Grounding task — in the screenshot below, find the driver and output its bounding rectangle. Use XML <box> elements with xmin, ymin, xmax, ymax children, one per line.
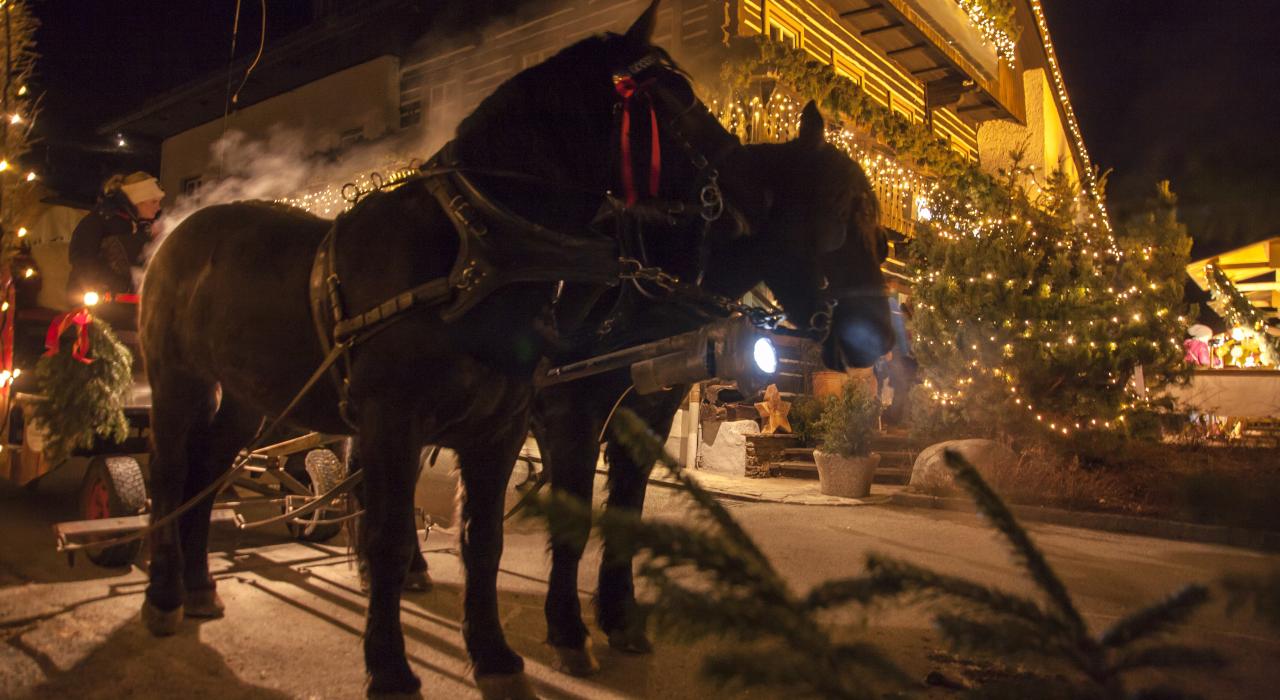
<box><xmin>66</xmin><ymin>171</ymin><xmax>164</xmax><ymax>330</ymax></box>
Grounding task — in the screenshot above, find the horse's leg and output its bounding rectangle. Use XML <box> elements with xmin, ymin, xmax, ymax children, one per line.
<box><xmin>181</xmin><ymin>396</ymin><xmax>263</xmax><ymax>618</ymax></box>
<box><xmin>532</xmin><ymin>384</ymin><xmax>605</xmax><ymax>676</ymax></box>
<box><xmin>456</xmin><ymin>415</ymin><xmax>537</xmax><ymax>699</ymax></box>
<box><xmin>357</xmin><ymin>404</ymin><xmax>422</xmax><ymax>696</ymax></box>
<box><xmin>142</xmin><ymin>369</ymin><xmax>217</xmax><ymax>636</ymax></box>
<box><xmin>350</xmin><ymin>441</ymin><xmax>431</xmax><ymax>593</ymax></box>
<box><xmin>598</xmin><ymin>387</ymin><xmax>687</xmax><ymax>653</ymax></box>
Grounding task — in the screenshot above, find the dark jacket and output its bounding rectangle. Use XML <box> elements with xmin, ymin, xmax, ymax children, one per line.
<box><xmin>66</xmin><ymin>192</ymin><xmax>151</xmax><ymax>299</ymax></box>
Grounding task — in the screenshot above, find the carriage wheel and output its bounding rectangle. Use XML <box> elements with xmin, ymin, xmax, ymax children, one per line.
<box><xmin>79</xmin><ymin>456</ymin><xmax>147</xmax><ymax>568</ymax></box>
<box><xmin>283</xmin><ymin>448</ymin><xmax>347</xmax><ymax>543</ymax></box>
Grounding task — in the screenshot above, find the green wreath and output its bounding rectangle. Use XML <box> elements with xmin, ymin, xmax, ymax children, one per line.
<box><xmin>31</xmin><ymin>315</ymin><xmax>133</xmax><ymax>465</ymax></box>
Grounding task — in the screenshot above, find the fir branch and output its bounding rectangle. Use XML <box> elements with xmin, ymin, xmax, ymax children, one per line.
<box><xmin>1109</xmin><ymin>645</ymin><xmax>1225</xmax><ymax>673</ymax></box>
<box><xmin>1098</xmin><ymin>585</ymin><xmax>1210</xmax><ymax>648</ymax></box>
<box><xmin>1221</xmin><ymin>570</ymin><xmax>1280</xmax><ymax>632</ymax></box>
<box><xmin>611</xmin><ymin>409</ymin><xmax>787</xmax><ymax>594</ymax></box>
<box><xmin>943</xmin><ymin>450</ymin><xmax>1087</xmax><ymax>636</ymax></box>
<box><xmin>644</xmin><ymin>581</ymin><xmax>810</xmax><ymax>645</ymax></box>
<box><xmin>860</xmin><ymin>555</ymin><xmax>1067</xmax><ymax>634</ymax></box>
<box><xmin>524</xmin><ymin>487</ymin><xmax>778</xmax><ymax>593</ymax></box>
<box><xmin>932</xmin><ymin>613</ymin><xmax>1068</xmax><ymax>661</ymax></box>
<box><xmin>803</xmin><ymin>574</ymin><xmax>904</xmax><ymax>610</ymax></box>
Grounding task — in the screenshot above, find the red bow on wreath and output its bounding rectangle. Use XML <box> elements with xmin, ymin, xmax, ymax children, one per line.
<box><xmin>44</xmin><ymin>309</ymin><xmax>94</xmax><ymax>364</ymax></box>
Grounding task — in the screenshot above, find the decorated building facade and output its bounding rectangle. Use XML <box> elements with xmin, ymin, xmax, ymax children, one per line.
<box><xmin>99</xmin><ymin>0</ymin><xmax>1109</xmax><ymax>463</ymax></box>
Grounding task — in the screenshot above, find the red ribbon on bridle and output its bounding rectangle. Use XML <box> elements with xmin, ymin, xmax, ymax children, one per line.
<box><xmin>44</xmin><ymin>309</ymin><xmax>94</xmax><ymax>364</ymax></box>
<box><xmin>613</xmin><ymin>75</ymin><xmax>662</xmax><ymax>207</ymax></box>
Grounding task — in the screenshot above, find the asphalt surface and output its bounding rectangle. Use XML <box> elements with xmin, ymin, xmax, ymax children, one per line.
<box><xmin>2</xmin><ymin>457</ymin><xmax>1279</xmax><ymax>699</ymax></box>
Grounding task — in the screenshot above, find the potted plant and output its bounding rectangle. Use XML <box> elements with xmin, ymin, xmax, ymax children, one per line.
<box><xmin>812</xmin><ymin>380</ymin><xmax>881</xmax><ymax>497</ymax></box>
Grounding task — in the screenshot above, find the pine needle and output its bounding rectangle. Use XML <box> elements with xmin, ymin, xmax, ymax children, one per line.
<box><xmin>1099</xmin><ymin>585</ymin><xmax>1210</xmax><ymax>648</ymax></box>
<box><xmin>943</xmin><ymin>449</ymin><xmax>1087</xmax><ymax>636</ymax></box>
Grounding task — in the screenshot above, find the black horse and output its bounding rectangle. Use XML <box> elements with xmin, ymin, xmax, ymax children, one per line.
<box><xmin>138</xmin><ymin>3</ymin><xmax>886</xmax><ymax>698</ymax></box>
<box><xmin>529</xmin><ymin>107</ymin><xmax>892</xmax><ymax>674</ymax></box>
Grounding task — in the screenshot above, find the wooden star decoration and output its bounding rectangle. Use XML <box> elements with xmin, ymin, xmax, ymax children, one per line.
<box><xmin>754</xmin><ymin>383</ymin><xmax>792</xmax><ymax>435</ymax></box>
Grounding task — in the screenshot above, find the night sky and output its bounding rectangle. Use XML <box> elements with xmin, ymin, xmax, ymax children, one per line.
<box><xmin>29</xmin><ymin>1</ymin><xmax>1280</xmax><ymax>256</ymax></box>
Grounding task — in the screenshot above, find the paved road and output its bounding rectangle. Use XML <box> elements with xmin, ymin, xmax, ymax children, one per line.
<box><xmin>2</xmin><ymin>459</ymin><xmax>1278</xmax><ymax>699</ymax></box>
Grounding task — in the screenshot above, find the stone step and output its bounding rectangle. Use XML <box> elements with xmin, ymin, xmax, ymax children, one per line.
<box><xmin>782</xmin><ymin>447</ymin><xmax>816</xmax><ymax>460</ymax></box>
<box><xmin>774</xmin><ymin>460</ymin><xmax>818</xmax><ymax>476</ymax></box>
<box><xmin>870</xmin><ymin>433</ymin><xmax>913</xmax><ymax>450</ymax></box>
<box><xmin>773</xmin><ymin>460</ymin><xmax>912</xmax><ymax>484</ymax></box>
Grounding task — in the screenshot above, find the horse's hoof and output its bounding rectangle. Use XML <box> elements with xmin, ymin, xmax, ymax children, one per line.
<box><xmin>141</xmin><ymin>600</ymin><xmax>183</xmax><ymax>637</ymax></box>
<box><xmin>551</xmin><ymin>639</ymin><xmax>600</xmax><ymax>677</ymax></box>
<box><xmin>607</xmin><ymin>627</ymin><xmax>653</xmax><ymax>655</ymax></box>
<box><xmin>403</xmin><ymin>569</ymin><xmax>433</xmax><ymax>592</ymax></box>
<box><xmin>367</xmin><ymin>669</ymin><xmax>422</xmax><ymax>699</ymax></box>
<box><xmin>475</xmin><ymin>672</ymin><xmax>538</xmax><ymax>700</ymax></box>
<box><xmin>184</xmin><ymin>589</ymin><xmax>225</xmax><ymax>618</ymax></box>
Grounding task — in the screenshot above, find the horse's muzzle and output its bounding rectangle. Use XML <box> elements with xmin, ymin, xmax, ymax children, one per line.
<box><xmin>824</xmin><ymin>310</ymin><xmax>894</xmax><ymax>370</ymax></box>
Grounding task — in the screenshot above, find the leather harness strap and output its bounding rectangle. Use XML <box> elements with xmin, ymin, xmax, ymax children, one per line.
<box><xmin>308</xmin><ymin>143</ymin><xmax>628</xmax><ymax>425</ymax></box>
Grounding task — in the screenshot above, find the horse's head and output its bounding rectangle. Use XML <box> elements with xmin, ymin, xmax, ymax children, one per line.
<box><xmin>715</xmin><ymin>102</ymin><xmax>894</xmax><ymax>370</ymax></box>
<box><xmin>453</xmin><ymin>1</ymin><xmax>739</xmax><ymax>238</ymax></box>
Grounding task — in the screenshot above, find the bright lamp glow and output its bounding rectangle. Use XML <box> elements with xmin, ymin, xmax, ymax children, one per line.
<box><xmin>83</xmin><ymin>291</ymin><xmax>100</xmax><ymax>306</ymax></box>
<box><xmin>753</xmin><ymin>337</ymin><xmax>778</xmax><ymax>374</ymax></box>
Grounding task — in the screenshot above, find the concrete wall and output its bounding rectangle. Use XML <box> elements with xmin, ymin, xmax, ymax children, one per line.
<box><xmin>157</xmin><ymin>56</ymin><xmax>400</xmax><ymax>202</ymax></box>
<box><xmin>976</xmin><ymin>67</ymin><xmax>1079</xmax><ymax>188</ymax></box>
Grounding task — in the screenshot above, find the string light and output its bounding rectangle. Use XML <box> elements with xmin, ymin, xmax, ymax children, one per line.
<box><xmin>1028</xmin><ymin>0</ymin><xmax>1110</xmax><ymax>232</ymax></box>
<box><xmin>955</xmin><ymin>0</ymin><xmax>1018</xmax><ymax>64</ymax></box>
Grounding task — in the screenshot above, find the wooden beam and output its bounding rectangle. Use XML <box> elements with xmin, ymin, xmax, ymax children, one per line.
<box><xmin>911</xmin><ymin>65</ymin><xmax>947</xmax><ymax>76</ymax></box>
<box><xmin>887</xmin><ymin>42</ymin><xmax>927</xmax><ymax>57</ymax></box>
<box><xmin>861</xmin><ymin>21</ymin><xmax>903</xmax><ymax>37</ymax></box>
<box><xmin>840</xmin><ymin>5</ymin><xmax>885</xmax><ymax>19</ymax></box>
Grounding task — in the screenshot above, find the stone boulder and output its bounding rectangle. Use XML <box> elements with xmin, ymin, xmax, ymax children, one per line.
<box><xmin>698</xmin><ymin>420</ymin><xmax>760</xmax><ymax>475</ymax></box>
<box><xmin>909</xmin><ymin>439</ymin><xmax>1017</xmax><ymax>491</ymax></box>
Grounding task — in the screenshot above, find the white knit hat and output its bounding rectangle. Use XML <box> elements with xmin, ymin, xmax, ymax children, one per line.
<box><xmin>121</xmin><ymin>177</ymin><xmax>164</xmax><ymax>205</ymax></box>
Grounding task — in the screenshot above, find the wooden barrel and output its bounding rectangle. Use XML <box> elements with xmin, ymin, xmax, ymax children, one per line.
<box><xmin>811</xmin><ymin>370</ymin><xmax>847</xmax><ymax>399</ymax></box>
<box><xmin>811</xmin><ymin>368</ymin><xmax>878</xmax><ymax>400</ymax></box>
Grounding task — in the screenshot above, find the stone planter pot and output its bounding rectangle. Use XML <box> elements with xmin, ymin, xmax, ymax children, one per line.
<box><xmin>813</xmin><ymin>450</ymin><xmax>880</xmax><ymax>498</ymax></box>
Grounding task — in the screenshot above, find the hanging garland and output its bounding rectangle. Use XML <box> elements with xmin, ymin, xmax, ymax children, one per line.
<box><xmin>30</xmin><ymin>313</ymin><xmax>133</xmax><ymax>465</ymax></box>
<box><xmin>721</xmin><ymin>36</ymin><xmax>999</xmax><ymax>201</ymax></box>
<box><xmin>1205</xmin><ymin>263</ymin><xmax>1280</xmax><ymax>366</ymax></box>
<box><xmin>955</xmin><ymin>0</ymin><xmax>1019</xmax><ymax>64</ymax></box>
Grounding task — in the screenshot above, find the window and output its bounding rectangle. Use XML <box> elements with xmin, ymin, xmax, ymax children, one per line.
<box><xmin>399</xmin><ymin>99</ymin><xmax>422</xmax><ymax>128</ymax></box>
<box><xmin>767</xmin><ymin>21</ymin><xmax>799</xmax><ymax>49</ymax></box>
<box><xmin>181</xmin><ymin>175</ymin><xmax>203</xmax><ymax>196</ymax></box>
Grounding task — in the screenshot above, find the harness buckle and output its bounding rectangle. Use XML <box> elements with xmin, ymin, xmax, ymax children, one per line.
<box><xmin>699</xmin><ymin>171</ymin><xmax>724</xmax><ymax>223</ymax></box>
<box><xmin>449</xmin><ymin>194</ymin><xmax>488</xmax><ymax>237</ymax></box>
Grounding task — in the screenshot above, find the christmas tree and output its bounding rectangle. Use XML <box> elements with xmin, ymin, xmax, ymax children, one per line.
<box><xmin>909</xmin><ymin>167</ymin><xmax>1193</xmax><ymax>439</ymax></box>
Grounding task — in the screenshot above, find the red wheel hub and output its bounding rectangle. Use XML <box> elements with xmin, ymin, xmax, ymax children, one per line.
<box><xmin>86</xmin><ymin>478</ymin><xmax>111</xmax><ymax>520</ymax></box>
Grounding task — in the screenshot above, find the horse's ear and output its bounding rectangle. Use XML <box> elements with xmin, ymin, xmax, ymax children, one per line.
<box><xmin>624</xmin><ymin>0</ymin><xmax>660</xmax><ymax>45</ymax></box>
<box><xmin>798</xmin><ymin>100</ymin><xmax>825</xmax><ymax>148</ymax></box>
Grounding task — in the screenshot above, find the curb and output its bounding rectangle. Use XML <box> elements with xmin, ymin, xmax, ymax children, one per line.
<box><xmin>888</xmin><ymin>492</ymin><xmax>1280</xmax><ymax>553</ymax></box>
<box><xmin>627</xmin><ymin>469</ymin><xmax>890</xmax><ymax>507</ymax></box>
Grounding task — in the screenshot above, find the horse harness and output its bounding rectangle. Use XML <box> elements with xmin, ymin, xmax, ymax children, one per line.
<box><xmin>308</xmin><ymin>50</ymin><xmax>740</xmax><ymax>427</ymax></box>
